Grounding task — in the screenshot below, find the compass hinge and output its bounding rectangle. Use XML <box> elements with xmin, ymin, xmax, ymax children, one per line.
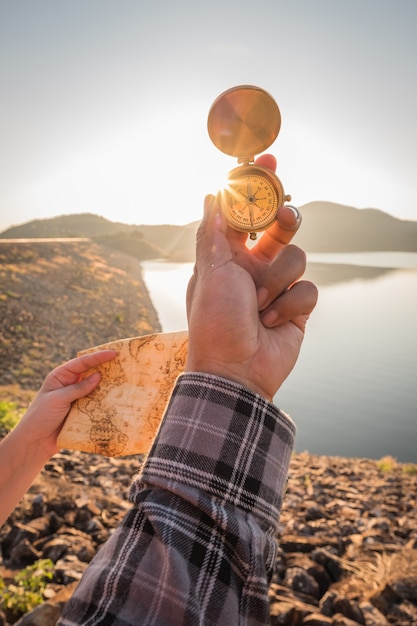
<box><xmin>238</xmin><ymin>156</ymin><xmax>255</xmax><ymax>165</ymax></box>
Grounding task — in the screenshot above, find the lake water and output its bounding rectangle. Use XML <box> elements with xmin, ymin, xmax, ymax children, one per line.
<box><xmin>142</xmin><ymin>253</ymin><xmax>417</xmax><ymax>463</ymax></box>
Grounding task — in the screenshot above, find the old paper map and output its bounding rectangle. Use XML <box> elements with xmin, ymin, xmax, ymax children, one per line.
<box><xmin>57</xmin><ymin>330</ymin><xmax>188</xmax><ymax>457</ymax></box>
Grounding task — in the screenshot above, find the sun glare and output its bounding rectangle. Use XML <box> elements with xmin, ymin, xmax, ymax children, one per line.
<box><xmin>17</xmin><ymin>107</ymin><xmax>235</xmax><ymax>226</ymax></box>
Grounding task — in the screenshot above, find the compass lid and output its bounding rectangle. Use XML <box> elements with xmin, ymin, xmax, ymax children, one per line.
<box><xmin>207</xmin><ymin>85</ymin><xmax>281</xmax><ymax>159</ymax></box>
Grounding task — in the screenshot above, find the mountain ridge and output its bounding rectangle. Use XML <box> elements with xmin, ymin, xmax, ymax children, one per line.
<box><xmin>1</xmin><ymin>201</ymin><xmax>416</xmax><ymax>260</ymax></box>
<box><xmin>293</xmin><ymin>201</ymin><xmax>417</xmax><ymax>253</ymax></box>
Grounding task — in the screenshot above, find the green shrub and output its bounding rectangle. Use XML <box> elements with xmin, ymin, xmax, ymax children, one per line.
<box><xmin>377</xmin><ymin>456</ymin><xmax>417</xmax><ymax>474</ymax></box>
<box><xmin>0</xmin><ymin>559</ymin><xmax>54</xmax><ymax>620</ymax></box>
<box><xmin>0</xmin><ymin>400</ymin><xmax>24</xmax><ymax>432</ymax></box>
<box><xmin>376</xmin><ymin>455</ymin><xmax>397</xmax><ymax>472</ymax></box>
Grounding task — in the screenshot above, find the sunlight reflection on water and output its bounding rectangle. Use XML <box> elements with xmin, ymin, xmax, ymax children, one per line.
<box><xmin>141</xmin><ymin>260</ymin><xmax>191</xmax><ymax>332</ymax></box>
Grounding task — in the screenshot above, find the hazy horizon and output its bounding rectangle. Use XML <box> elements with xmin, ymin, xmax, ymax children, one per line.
<box><xmin>3</xmin><ymin>199</ymin><xmax>417</xmax><ymax>236</ymax></box>
<box><xmin>1</xmin><ymin>0</ymin><xmax>416</xmax><ymax>232</ymax></box>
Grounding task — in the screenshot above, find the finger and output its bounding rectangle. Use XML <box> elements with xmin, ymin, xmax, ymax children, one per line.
<box><xmin>261</xmin><ymin>280</ymin><xmax>319</xmax><ymax>329</ymax></box>
<box><xmin>45</xmin><ymin>350</ymin><xmax>117</xmax><ymax>389</ymax></box>
<box><xmin>195</xmin><ymin>194</ymin><xmax>230</xmax><ymax>275</ymax></box>
<box><xmin>223</xmin><ymin>205</ymin><xmax>301</xmax><ymax>260</ymax></box>
<box><xmin>59</xmin><ymin>370</ymin><xmax>102</xmax><ymax>403</ymax></box>
<box><xmin>252</xmin><ymin>205</ymin><xmax>302</xmax><ymax>262</ymax></box>
<box><xmin>257</xmin><ymin>245</ymin><xmax>307</xmax><ymax>310</ymax></box>
<box><xmin>67</xmin><ymin>350</ymin><xmax>118</xmax><ymax>374</ymax></box>
<box><xmin>55</xmin><ymin>350</ymin><xmax>117</xmax><ymax>377</ymax></box>
<box><xmin>254</xmin><ymin>153</ymin><xmax>277</xmax><ymax>172</ymax></box>
<box><xmin>249</xmin><ymin>153</ymin><xmax>301</xmax><ymax>260</ymax></box>
<box><xmin>187</xmin><ymin>194</ymin><xmax>230</xmax><ymax>315</ymax></box>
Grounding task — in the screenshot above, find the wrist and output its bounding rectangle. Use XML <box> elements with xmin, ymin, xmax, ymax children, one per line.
<box><xmin>11</xmin><ymin>420</ymin><xmax>56</xmax><ymax>467</ymax></box>
<box><xmin>184</xmin><ymin>359</ymin><xmax>274</xmax><ymax>402</ymax></box>
<box><xmin>0</xmin><ymin>426</ymin><xmax>54</xmax><ymax>526</ymax></box>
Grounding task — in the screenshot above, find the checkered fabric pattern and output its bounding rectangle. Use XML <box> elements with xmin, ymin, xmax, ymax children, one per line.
<box><xmin>58</xmin><ymin>372</ymin><xmax>295</xmax><ymax>626</ymax></box>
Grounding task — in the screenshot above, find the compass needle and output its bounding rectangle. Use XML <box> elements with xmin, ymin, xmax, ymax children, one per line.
<box><xmin>247</xmin><ymin>179</ymin><xmax>253</xmax><ymax>198</ymax></box>
<box><xmin>249</xmin><ymin>205</ymin><xmax>255</xmax><ymax>227</ymax></box>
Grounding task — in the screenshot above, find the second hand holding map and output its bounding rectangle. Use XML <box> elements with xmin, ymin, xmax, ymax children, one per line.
<box><xmin>58</xmin><ymin>331</ymin><xmax>189</xmax><ymax>457</ymax></box>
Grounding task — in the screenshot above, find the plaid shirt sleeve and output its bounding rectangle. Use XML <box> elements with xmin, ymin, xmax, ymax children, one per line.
<box><xmin>58</xmin><ymin>372</ymin><xmax>295</xmax><ymax>626</ymax></box>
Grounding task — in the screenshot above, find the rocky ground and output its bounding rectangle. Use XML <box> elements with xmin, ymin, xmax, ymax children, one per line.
<box><xmin>0</xmin><ymin>450</ymin><xmax>416</xmax><ymax>625</ymax></box>
<box><xmin>271</xmin><ymin>452</ymin><xmax>417</xmax><ymax>626</ymax></box>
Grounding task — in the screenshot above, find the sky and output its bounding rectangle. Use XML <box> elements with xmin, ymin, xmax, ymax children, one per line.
<box><xmin>1</xmin><ymin>0</ymin><xmax>416</xmax><ymax>232</ymax></box>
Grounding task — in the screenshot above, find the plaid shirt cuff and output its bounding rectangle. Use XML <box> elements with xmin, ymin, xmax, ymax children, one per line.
<box><xmin>131</xmin><ymin>372</ymin><xmax>295</xmax><ymax>530</ymax></box>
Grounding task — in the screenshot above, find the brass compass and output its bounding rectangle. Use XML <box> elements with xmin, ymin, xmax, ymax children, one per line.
<box><xmin>207</xmin><ymin>85</ymin><xmax>291</xmax><ymax>239</ymax></box>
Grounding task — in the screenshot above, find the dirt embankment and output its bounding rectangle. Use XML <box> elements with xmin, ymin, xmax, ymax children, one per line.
<box><xmin>0</xmin><ymin>239</ymin><xmax>161</xmax><ymax>404</ymax></box>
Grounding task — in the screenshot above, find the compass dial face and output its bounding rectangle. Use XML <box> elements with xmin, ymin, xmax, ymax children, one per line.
<box><xmin>222</xmin><ymin>166</ymin><xmax>284</xmax><ymax>233</ymax></box>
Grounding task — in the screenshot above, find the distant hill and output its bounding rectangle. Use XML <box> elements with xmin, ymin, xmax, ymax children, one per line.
<box><xmin>0</xmin><ymin>213</ymin><xmax>133</xmax><ymax>238</ymax></box>
<box><xmin>1</xmin><ymin>202</ymin><xmax>416</xmax><ymax>257</ymax></box>
<box><xmin>292</xmin><ymin>202</ymin><xmax>417</xmax><ymax>252</ymax></box>
<box><xmin>0</xmin><ymin>213</ymin><xmax>199</xmax><ymax>261</ymax></box>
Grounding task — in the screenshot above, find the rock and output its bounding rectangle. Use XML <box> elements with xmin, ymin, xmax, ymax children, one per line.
<box><xmin>12</xmin><ymin>602</ymin><xmax>60</xmax><ymax>626</ymax></box>
<box><xmin>31</xmin><ymin>494</ymin><xmax>45</xmax><ymax>518</ymax></box>
<box><xmin>269</xmin><ymin>599</ymin><xmax>311</xmax><ymax>625</ymax></box>
<box><xmin>54</xmin><ymin>555</ymin><xmax>88</xmax><ymax>584</ymax></box>
<box><xmin>51</xmin><ymin>580</ymin><xmax>79</xmax><ymax>605</ymax></box>
<box><xmin>358</xmin><ymin>602</ymin><xmax>389</xmax><ymax>626</ymax></box>
<box><xmin>9</xmin><ymin>537</ymin><xmax>42</xmax><ymax>567</ymax></box>
<box><xmin>40</xmin><ymin>531</ymin><xmax>96</xmax><ymax>563</ymax></box>
<box><xmin>311</xmin><ymin>549</ymin><xmax>343</xmax><ymax>583</ymax></box>
<box><xmin>305</xmin><ymin>506</ymin><xmax>327</xmax><ymax>521</ymax></box>
<box><xmin>285</xmin><ymin>554</ymin><xmax>331</xmax><ymax>597</ymax></box>
<box><xmin>331</xmin><ymin>614</ymin><xmax>363</xmax><ymax>626</ymax></box>
<box><xmin>26</xmin><ymin>516</ymin><xmax>51</xmax><ymax>537</ymax></box>
<box><xmin>279</xmin><ymin>535</ymin><xmax>338</xmax><ymax>554</ymax></box>
<box><xmin>38</xmin><ymin>537</ymin><xmax>72</xmax><ymax>562</ymax></box>
<box><xmin>320</xmin><ymin>591</ymin><xmax>364</xmax><ymax>624</ymax></box>
<box><xmin>302</xmin><ymin>614</ymin><xmax>333</xmax><ymax>625</ymax></box>
<box><xmin>391</xmin><ymin>575</ymin><xmax>417</xmax><ymax>601</ymax></box>
<box><xmin>283</xmin><ymin>566</ymin><xmax>321</xmax><ymax>600</ymax></box>
<box><xmin>7</xmin><ymin>522</ymin><xmax>40</xmax><ymax>547</ymax></box>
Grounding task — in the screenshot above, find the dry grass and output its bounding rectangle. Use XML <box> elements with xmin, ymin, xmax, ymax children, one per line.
<box><xmin>322</xmin><ymin>548</ymin><xmax>417</xmax><ymax>600</ymax></box>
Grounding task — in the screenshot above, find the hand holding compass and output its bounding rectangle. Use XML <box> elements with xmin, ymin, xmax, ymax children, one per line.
<box><xmin>207</xmin><ymin>85</ymin><xmax>293</xmax><ymax>240</ymax></box>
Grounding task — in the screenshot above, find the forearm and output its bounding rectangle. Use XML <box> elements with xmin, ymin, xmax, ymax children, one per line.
<box><xmin>139</xmin><ymin>372</ymin><xmax>294</xmax><ymax>523</ymax></box>
<box><xmin>59</xmin><ymin>373</ymin><xmax>295</xmax><ymax>625</ymax></box>
<box><xmin>0</xmin><ymin>427</ymin><xmax>51</xmax><ymax>526</ymax></box>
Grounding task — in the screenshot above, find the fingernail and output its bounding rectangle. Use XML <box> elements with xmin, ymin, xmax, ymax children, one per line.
<box><xmin>88</xmin><ymin>371</ymin><xmax>101</xmax><ymax>384</ymax></box>
<box><xmin>257</xmin><ymin>287</ymin><xmax>269</xmax><ymax>309</ymax></box>
<box><xmin>277</xmin><ymin>204</ymin><xmax>302</xmax><ymax>232</ymax></box>
<box><xmin>286</xmin><ymin>205</ymin><xmax>300</xmax><ymax>220</ymax></box>
<box><xmin>261</xmin><ymin>309</ymin><xmax>278</xmax><ymax>327</ymax></box>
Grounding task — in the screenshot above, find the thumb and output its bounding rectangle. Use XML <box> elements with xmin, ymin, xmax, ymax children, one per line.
<box><xmin>187</xmin><ymin>194</ymin><xmax>229</xmax><ymax>318</ymax></box>
<box><xmin>194</xmin><ymin>195</ymin><xmax>230</xmax><ymax>277</ymax></box>
<box><xmin>58</xmin><ymin>370</ymin><xmax>102</xmax><ymax>404</ymax></box>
